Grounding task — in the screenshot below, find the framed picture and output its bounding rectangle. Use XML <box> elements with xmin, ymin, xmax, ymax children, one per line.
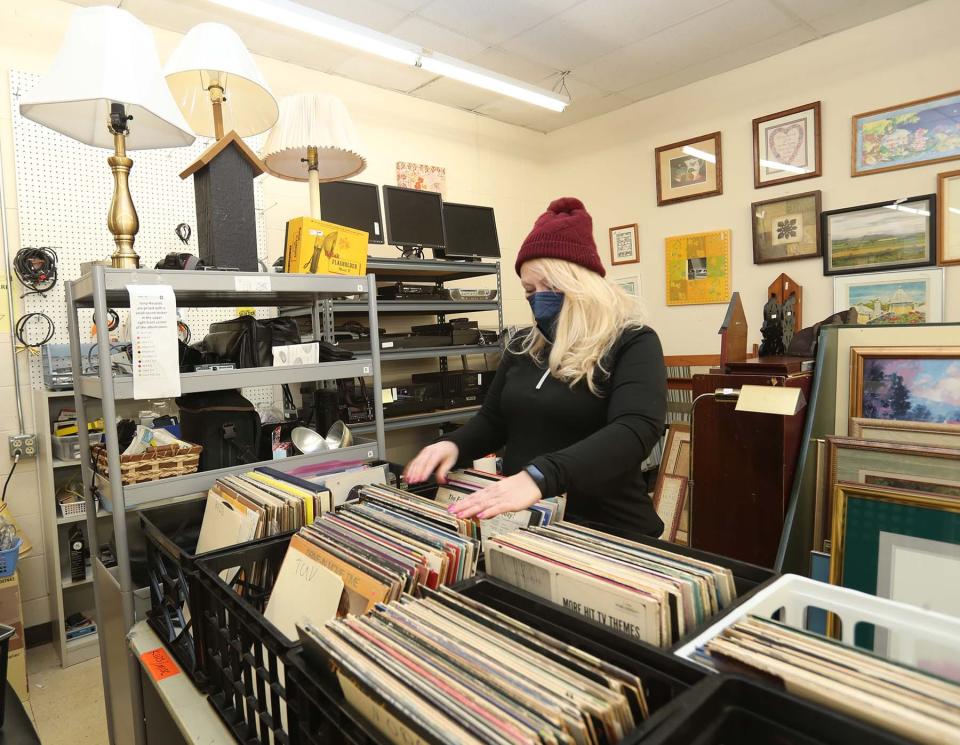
<box><xmin>664</xmin><ymin>230</ymin><xmax>731</xmax><ymax>306</ymax></box>
<box><xmin>396</xmin><ymin>161</ymin><xmax>446</xmax><ymax>198</ymax></box>
<box><xmin>654</xmin><ymin>474</ymin><xmax>688</xmax><ymax>543</ymax></box>
<box><xmin>751</xmin><ymin>190</ymin><xmax>821</xmax><ymax>264</ymax></box>
<box><xmin>849</xmin><ymin>418</ymin><xmax>960</xmax><ymax>449</ymax></box>
<box><xmin>753</xmin><ymin>101</ymin><xmax>821</xmax><ymax>188</ymax></box>
<box><xmin>850</xmin><ymin>346</ymin><xmax>960</xmax><ymax>425</ymax></box>
<box><xmin>609</xmin><ymin>224</ymin><xmax>639</xmax><ymax>265</ymax></box>
<box><xmin>654</xmin><ymin>132</ymin><xmax>722</xmax><ymax>206</ymax></box>
<box><xmin>829</xmin><ymin>483</ymin><xmax>960</xmax><ymax>652</ymax></box>
<box><xmin>937</xmin><ymin>169</ymin><xmax>960</xmax><ymax>266</ymax></box>
<box><xmin>852</xmin><ymin>90</ymin><xmax>960</xmax><ymax>177</ymax></box>
<box><xmin>822</xmin><ymin>194</ymin><xmax>936</xmax><ymax>276</ymax></box>
<box><xmin>613</xmin><ymin>277</ymin><xmax>641</xmax><ymax>297</ymax></box>
<box><xmin>833</xmin><ymin>268</ymin><xmax>944</xmax><ymax>325</ymax></box>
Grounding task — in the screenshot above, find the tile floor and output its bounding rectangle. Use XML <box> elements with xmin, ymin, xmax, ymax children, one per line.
<box><xmin>25</xmin><ymin>644</ymin><xmax>109</xmax><ymax>744</ymax></box>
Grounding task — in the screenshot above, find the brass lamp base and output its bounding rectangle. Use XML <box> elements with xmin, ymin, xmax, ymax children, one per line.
<box><xmin>107</xmin><ymin>106</ymin><xmax>140</xmax><ymax>269</ymax></box>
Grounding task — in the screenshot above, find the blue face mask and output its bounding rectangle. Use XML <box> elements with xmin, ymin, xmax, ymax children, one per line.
<box><xmin>527</xmin><ymin>291</ymin><xmax>564</xmax><ymax>341</ymax></box>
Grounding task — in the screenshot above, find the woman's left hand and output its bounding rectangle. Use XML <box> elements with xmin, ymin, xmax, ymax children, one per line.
<box><xmin>448</xmin><ymin>471</ymin><xmax>543</xmax><ymax>519</ymax></box>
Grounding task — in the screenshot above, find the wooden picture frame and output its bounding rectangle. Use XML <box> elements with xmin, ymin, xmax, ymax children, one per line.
<box><xmin>753</xmin><ymin>101</ymin><xmax>821</xmax><ymax>188</ymax></box>
<box><xmin>655</xmin><ymin>132</ymin><xmax>722</xmax><ymax>206</ymax></box>
<box><xmin>654</xmin><ymin>474</ymin><xmax>688</xmax><ymax>543</ymax></box>
<box><xmin>833</xmin><ymin>268</ymin><xmax>944</xmax><ymax>325</ymax></box>
<box><xmin>850</xmin><ymin>346</ymin><xmax>960</xmax><ymax>425</ymax></box>
<box><xmin>822</xmin><ymin>194</ymin><xmax>936</xmax><ymax>276</ymax></box>
<box><xmin>937</xmin><ymin>169</ymin><xmax>960</xmax><ymax>266</ymax></box>
<box><xmin>849</xmin><ymin>417</ymin><xmax>960</xmax><ymax>449</ymax></box>
<box><xmin>653</xmin><ymin>424</ymin><xmax>690</xmax><ymax>543</ymax></box>
<box><xmin>609</xmin><ymin>223</ymin><xmax>639</xmax><ymax>265</ymax></box>
<box><xmin>751</xmin><ymin>190</ymin><xmax>821</xmax><ymax>264</ymax></box>
<box><xmin>852</xmin><ymin>89</ymin><xmax>960</xmax><ymax>177</ymax></box>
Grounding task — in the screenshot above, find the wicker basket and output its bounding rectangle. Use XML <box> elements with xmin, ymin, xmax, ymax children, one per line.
<box><xmin>92</xmin><ymin>442</ymin><xmax>203</xmax><ymax>485</ymax></box>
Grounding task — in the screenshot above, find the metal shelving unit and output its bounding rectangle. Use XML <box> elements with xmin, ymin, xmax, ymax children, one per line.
<box><xmin>351</xmin><ymin>405</ymin><xmax>481</xmax><ymax>434</ymax></box>
<box><xmin>65</xmin><ymin>266</ymin><xmax>386</xmax><ymax>745</ymax></box>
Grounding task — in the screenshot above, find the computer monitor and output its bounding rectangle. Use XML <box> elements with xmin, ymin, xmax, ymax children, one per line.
<box><xmin>317</xmin><ymin>180</ymin><xmax>384</xmax><ymax>244</ymax></box>
<box><xmin>440</xmin><ymin>202</ymin><xmax>501</xmax><ymax>260</ymax></box>
<box><xmin>382</xmin><ymin>185</ymin><xmax>446</xmax><ymax>252</ymax></box>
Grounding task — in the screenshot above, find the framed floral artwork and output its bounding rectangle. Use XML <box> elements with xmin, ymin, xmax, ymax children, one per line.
<box><xmin>751</xmin><ymin>190</ymin><xmax>821</xmax><ymax>264</ymax></box>
<box><xmin>654</xmin><ymin>132</ymin><xmax>722</xmax><ymax>206</ymax></box>
<box><xmin>753</xmin><ymin>102</ymin><xmax>821</xmax><ymax>188</ymax></box>
<box><xmin>937</xmin><ymin>169</ymin><xmax>960</xmax><ymax>266</ymax></box>
<box><xmin>396</xmin><ymin>161</ymin><xmax>446</xmax><ymax>198</ymax></box>
<box><xmin>821</xmin><ymin>194</ymin><xmax>936</xmax><ymax>276</ymax></box>
<box><xmin>852</xmin><ymin>90</ymin><xmax>960</xmax><ymax>176</ymax></box>
<box><xmin>609</xmin><ymin>223</ymin><xmax>639</xmax><ymax>265</ymax></box>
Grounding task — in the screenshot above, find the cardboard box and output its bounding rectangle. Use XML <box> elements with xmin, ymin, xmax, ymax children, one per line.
<box><xmin>284</xmin><ymin>217</ymin><xmax>368</xmax><ymax>276</ymax></box>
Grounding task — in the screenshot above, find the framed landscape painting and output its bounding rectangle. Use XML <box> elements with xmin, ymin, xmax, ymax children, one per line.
<box><xmin>850</xmin><ymin>347</ymin><xmax>960</xmax><ymax>425</ymax></box>
<box><xmin>822</xmin><ymin>194</ymin><xmax>936</xmax><ymax>276</ymax></box>
<box><xmin>852</xmin><ymin>90</ymin><xmax>960</xmax><ymax>176</ymax></box>
<box><xmin>833</xmin><ymin>268</ymin><xmax>943</xmax><ymax>325</ymax></box>
<box><xmin>938</xmin><ymin>169</ymin><xmax>960</xmax><ymax>265</ymax></box>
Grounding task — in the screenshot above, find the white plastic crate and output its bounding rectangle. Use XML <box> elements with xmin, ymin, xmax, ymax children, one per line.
<box><xmin>58</xmin><ymin>496</ymin><xmax>98</xmax><ymax>519</ymax></box>
<box><xmin>675</xmin><ymin>574</ymin><xmax>960</xmax><ymax>679</ymax></box>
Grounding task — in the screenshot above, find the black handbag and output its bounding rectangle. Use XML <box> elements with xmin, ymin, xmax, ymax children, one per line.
<box><xmin>200</xmin><ymin>316</ymin><xmax>301</xmax><ymax>368</ymax></box>
<box><xmin>176</xmin><ymin>390</ymin><xmax>261</xmax><ymax>471</ymax></box>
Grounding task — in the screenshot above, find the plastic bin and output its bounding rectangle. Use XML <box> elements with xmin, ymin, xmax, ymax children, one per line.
<box><xmin>193</xmin><ymin>534</ymin><xmax>297</xmax><ymax>745</ymax></box>
<box><xmin>639</xmin><ymin>674</ymin><xmax>917</xmax><ymax>745</ymax></box>
<box><xmin>286</xmin><ymin>576</ymin><xmax>707</xmax><ymax>745</ymax></box>
<box><xmin>51</xmin><ymin>431</ymin><xmax>101</xmax><ymax>461</ymax></box>
<box><xmin>0</xmin><ymin>541</ymin><xmax>20</xmax><ymax>578</ymax></box>
<box><xmin>674</xmin><ymin>574</ymin><xmax>960</xmax><ymax>675</ymax></box>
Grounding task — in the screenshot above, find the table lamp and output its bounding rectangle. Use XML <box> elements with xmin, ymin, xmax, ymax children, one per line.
<box><xmin>261</xmin><ymin>93</ymin><xmax>366</xmax><ymax>218</ymax></box>
<box><xmin>19</xmin><ymin>6</ymin><xmax>195</xmax><ymax>269</ymax></box>
<box><xmin>163</xmin><ymin>22</ymin><xmax>278</xmax><ymax>140</ymax></box>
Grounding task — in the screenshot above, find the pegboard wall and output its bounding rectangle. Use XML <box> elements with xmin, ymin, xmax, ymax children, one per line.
<box><xmin>9</xmin><ymin>70</ymin><xmax>276</xmax><ymax>408</ymax></box>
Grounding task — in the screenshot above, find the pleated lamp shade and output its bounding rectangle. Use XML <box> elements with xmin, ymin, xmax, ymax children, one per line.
<box><xmin>261</xmin><ymin>93</ymin><xmax>366</xmax><ymax>182</ymax></box>
<box><xmin>164</xmin><ymin>22</ymin><xmax>278</xmax><ymax>138</ymax></box>
<box><xmin>19</xmin><ymin>5</ymin><xmax>194</xmax><ymax>149</ymax></box>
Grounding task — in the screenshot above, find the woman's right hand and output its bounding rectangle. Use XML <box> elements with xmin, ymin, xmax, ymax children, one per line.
<box><xmin>404</xmin><ymin>441</ymin><xmax>459</xmax><ymax>485</ymax></box>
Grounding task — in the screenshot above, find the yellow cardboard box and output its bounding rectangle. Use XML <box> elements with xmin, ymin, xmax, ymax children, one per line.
<box><xmin>284</xmin><ymin>217</ymin><xmax>368</xmax><ymax>277</ymax></box>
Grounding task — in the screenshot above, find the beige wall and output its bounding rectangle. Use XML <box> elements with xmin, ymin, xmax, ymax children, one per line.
<box><xmin>542</xmin><ymin>0</ymin><xmax>960</xmax><ymax>355</ymax></box>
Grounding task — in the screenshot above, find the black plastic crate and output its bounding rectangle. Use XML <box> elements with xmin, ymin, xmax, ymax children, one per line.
<box><xmin>0</xmin><ymin>623</ymin><xmax>14</xmax><ymax>727</ymax></box>
<box><xmin>193</xmin><ymin>533</ymin><xmax>297</xmax><ymax>745</ymax></box>
<box><xmin>639</xmin><ymin>674</ymin><xmax>917</xmax><ymax>744</ymax></box>
<box><xmin>286</xmin><ymin>578</ymin><xmax>707</xmax><ymax>745</ymax></box>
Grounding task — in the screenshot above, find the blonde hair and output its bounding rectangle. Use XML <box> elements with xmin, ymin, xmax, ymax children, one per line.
<box><xmin>516</xmin><ymin>258</ymin><xmax>645</xmax><ymax>395</ymax></box>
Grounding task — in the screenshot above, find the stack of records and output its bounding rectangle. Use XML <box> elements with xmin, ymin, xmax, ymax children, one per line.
<box><xmin>263</xmin><ymin>485</ymin><xmax>479</xmax><ymax>641</ymax></box>
<box><xmin>301</xmin><ymin>587</ymin><xmax>648</xmax><ymax>744</ymax></box>
<box><xmin>699</xmin><ymin>616</ymin><xmax>960</xmax><ymax>744</ymax></box>
<box><xmin>486</xmin><ymin>523</ymin><xmax>735</xmax><ymax>647</ymax></box>
<box><xmin>435</xmin><ymin>469</ymin><xmax>566</xmax><ymax>550</ymax></box>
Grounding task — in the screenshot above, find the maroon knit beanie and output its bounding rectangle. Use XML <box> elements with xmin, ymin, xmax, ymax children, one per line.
<box><xmin>515</xmin><ymin>197</ymin><xmax>605</xmax><ymax>277</ymax></box>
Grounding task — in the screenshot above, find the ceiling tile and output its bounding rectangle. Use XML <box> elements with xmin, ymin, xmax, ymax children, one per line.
<box><xmin>416</xmin><ymin>0</ymin><xmax>582</xmax><ymax>46</ymax></box>
<box><xmin>774</xmin><ymin>0</ymin><xmax>926</xmax><ymax>35</ymax></box>
<box><xmin>409</xmin><ymin>76</ymin><xmax>499</xmax><ymax>111</ymax></box>
<box><xmin>331</xmin><ymin>55</ymin><xmax>436</xmax><ymax>92</ymax></box>
<box><xmin>499</xmin><ymin>13</ymin><xmax>620</xmax><ymax>71</ymax></box>
<box><xmin>295</xmin><ymin>0</ymin><xmax>408</xmax><ymax>31</ymax></box>
<box><xmin>389</xmin><ymin>16</ymin><xmax>489</xmax><ymax>58</ymax></box>
<box><xmin>377</xmin><ymin>0</ymin><xmax>434</xmax><ymax>11</ymax></box>
<box><xmin>468</xmin><ymin>47</ymin><xmax>559</xmax><ymax>85</ymax></box>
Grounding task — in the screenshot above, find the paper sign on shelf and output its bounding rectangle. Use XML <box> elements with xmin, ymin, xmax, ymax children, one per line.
<box><xmin>127</xmin><ymin>284</ymin><xmax>181</xmax><ymax>400</ymax></box>
<box><xmin>141</xmin><ymin>647</ymin><xmax>180</xmax><ymax>681</ymax></box>
<box><xmin>234</xmin><ymin>275</ymin><xmax>271</xmax><ymax>292</ymax></box>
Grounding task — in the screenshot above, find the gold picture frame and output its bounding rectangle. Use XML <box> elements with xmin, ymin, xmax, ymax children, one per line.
<box><xmin>849</xmin><ymin>417</ymin><xmax>960</xmax><ymax>449</ymax></box>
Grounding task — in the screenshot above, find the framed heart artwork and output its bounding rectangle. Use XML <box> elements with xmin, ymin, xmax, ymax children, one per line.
<box><xmin>753</xmin><ymin>102</ymin><xmax>822</xmax><ymax>188</ymax></box>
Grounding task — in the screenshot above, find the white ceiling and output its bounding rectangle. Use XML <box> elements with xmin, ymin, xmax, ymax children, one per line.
<box><xmin>75</xmin><ymin>0</ymin><xmax>927</xmax><ymax>132</ymax></box>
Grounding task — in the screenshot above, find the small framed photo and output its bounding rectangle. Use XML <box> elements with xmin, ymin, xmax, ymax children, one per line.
<box><xmin>753</xmin><ymin>101</ymin><xmax>821</xmax><ymax>188</ymax></box>
<box><xmin>654</xmin><ymin>132</ymin><xmax>722</xmax><ymax>206</ymax></box>
<box><xmin>751</xmin><ymin>190</ymin><xmax>821</xmax><ymax>264</ymax></box>
<box><xmin>833</xmin><ymin>268</ymin><xmax>944</xmax><ymax>325</ymax></box>
<box><xmin>937</xmin><ymin>169</ymin><xmax>960</xmax><ymax>266</ymax></box>
<box><xmin>613</xmin><ymin>276</ymin><xmax>641</xmax><ymax>297</ymax></box>
<box><xmin>822</xmin><ymin>194</ymin><xmax>936</xmax><ymax>276</ymax></box>
<box><xmin>609</xmin><ymin>223</ymin><xmax>639</xmax><ymax>265</ymax></box>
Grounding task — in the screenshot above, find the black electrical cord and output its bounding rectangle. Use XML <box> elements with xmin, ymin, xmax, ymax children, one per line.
<box><xmin>1</xmin><ymin>453</ymin><xmax>18</xmax><ymax>505</ymax></box>
<box><xmin>13</xmin><ymin>246</ymin><xmax>58</xmax><ymax>296</ymax></box>
<box><xmin>14</xmin><ymin>312</ymin><xmax>55</xmax><ymax>349</ymax></box>
<box><xmin>176</xmin><ymin>223</ymin><xmax>192</xmax><ymax>245</ymax></box>
<box><xmin>177</xmin><ymin>319</ymin><xmax>191</xmax><ymax>344</ymax></box>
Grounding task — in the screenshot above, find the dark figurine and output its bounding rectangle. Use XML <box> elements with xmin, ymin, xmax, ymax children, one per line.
<box><xmin>781</xmin><ymin>293</ymin><xmax>798</xmax><ymax>351</ymax></box>
<box><xmin>759</xmin><ymin>293</ymin><xmax>784</xmax><ymax>357</ymax></box>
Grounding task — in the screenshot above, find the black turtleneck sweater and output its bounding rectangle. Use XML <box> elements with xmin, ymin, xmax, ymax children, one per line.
<box><xmin>444</xmin><ymin>326</ymin><xmax>667</xmax><ymax>537</ymax></box>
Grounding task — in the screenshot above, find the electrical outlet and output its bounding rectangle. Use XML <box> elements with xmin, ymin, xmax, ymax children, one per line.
<box><xmin>8</xmin><ymin>434</ymin><xmax>37</xmax><ymax>459</ymax></box>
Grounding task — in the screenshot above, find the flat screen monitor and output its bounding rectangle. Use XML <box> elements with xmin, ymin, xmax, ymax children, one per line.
<box><xmin>441</xmin><ymin>202</ymin><xmax>500</xmax><ymax>259</ymax></box>
<box><xmin>317</xmin><ymin>180</ymin><xmax>384</xmax><ymax>244</ymax></box>
<box><xmin>382</xmin><ymin>185</ymin><xmax>446</xmax><ymax>249</ymax></box>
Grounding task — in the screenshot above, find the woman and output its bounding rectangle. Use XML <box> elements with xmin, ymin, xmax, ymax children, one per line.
<box><xmin>405</xmin><ymin>197</ymin><xmax>667</xmax><ymax>538</ymax></box>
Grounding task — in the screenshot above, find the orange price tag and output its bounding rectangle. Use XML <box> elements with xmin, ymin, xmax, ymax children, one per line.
<box><xmin>141</xmin><ymin>647</ymin><xmax>181</xmax><ymax>682</ymax></box>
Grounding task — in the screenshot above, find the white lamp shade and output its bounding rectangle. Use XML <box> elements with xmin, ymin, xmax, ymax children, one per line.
<box><xmin>261</xmin><ymin>93</ymin><xmax>366</xmax><ymax>182</ymax></box>
<box><xmin>164</xmin><ymin>22</ymin><xmax>278</xmax><ymax>138</ymax></box>
<box><xmin>19</xmin><ymin>6</ymin><xmax>194</xmax><ymax>150</ymax></box>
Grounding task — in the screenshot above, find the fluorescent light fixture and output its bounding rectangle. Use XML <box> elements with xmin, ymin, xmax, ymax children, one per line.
<box><xmin>681</xmin><ymin>145</ymin><xmax>716</xmax><ymax>163</ymax></box>
<box><xmin>205</xmin><ymin>0</ymin><xmax>567</xmax><ymax>111</ymax></box>
<box><xmin>759</xmin><ymin>158</ymin><xmax>810</xmax><ymax>175</ymax></box>
<box><xmin>950</xmin><ymin>207</ymin><xmax>960</xmax><ymax>215</ymax></box>
<box><xmin>882</xmin><ymin>204</ymin><xmax>931</xmax><ymax>216</ymax></box>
